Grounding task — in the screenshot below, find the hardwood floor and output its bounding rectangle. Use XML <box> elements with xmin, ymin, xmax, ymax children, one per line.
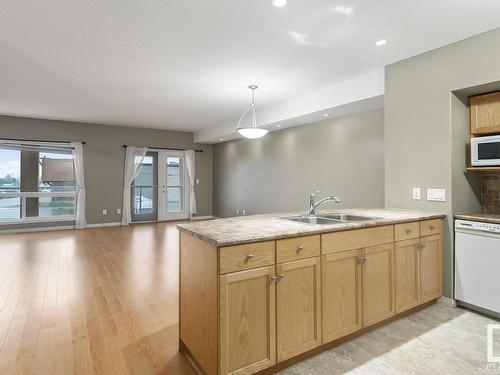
<box><xmin>0</xmin><ymin>222</ymin><xmax>196</xmax><ymax>375</ymax></box>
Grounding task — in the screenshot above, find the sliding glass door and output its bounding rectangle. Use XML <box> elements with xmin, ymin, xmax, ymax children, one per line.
<box><xmin>130</xmin><ymin>150</ymin><xmax>189</xmax><ymax>223</ymax></box>
<box><xmin>158</xmin><ymin>150</ymin><xmax>189</xmax><ymax>221</ymax></box>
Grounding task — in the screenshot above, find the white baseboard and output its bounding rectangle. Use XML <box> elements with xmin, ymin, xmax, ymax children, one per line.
<box><xmin>190</xmin><ymin>215</ymin><xmax>217</xmax><ymax>221</ymax></box>
<box><xmin>0</xmin><ymin>225</ymin><xmax>75</xmax><ymax>234</ymax></box>
<box><xmin>86</xmin><ymin>222</ymin><xmax>122</xmax><ymax>228</ymax></box>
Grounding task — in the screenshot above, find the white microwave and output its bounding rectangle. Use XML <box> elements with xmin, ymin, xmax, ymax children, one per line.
<box><xmin>471</xmin><ymin>135</ymin><xmax>500</xmax><ymax>166</ymax></box>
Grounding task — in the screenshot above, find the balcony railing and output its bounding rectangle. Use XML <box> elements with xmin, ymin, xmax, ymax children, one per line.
<box><xmin>0</xmin><ymin>190</ymin><xmax>76</xmax><ymax>223</ymax></box>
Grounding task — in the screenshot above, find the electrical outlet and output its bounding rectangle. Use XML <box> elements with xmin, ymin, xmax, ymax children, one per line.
<box><xmin>242</xmin><ymin>209</ymin><xmax>246</xmax><ymax>216</ymax></box>
<box><xmin>236</xmin><ymin>208</ymin><xmax>239</xmax><ymax>215</ymax></box>
<box><xmin>195</xmin><ymin>178</ymin><xmax>200</xmax><ymax>184</ymax></box>
<box><xmin>117</xmin><ymin>208</ymin><xmax>121</xmax><ymax>214</ymax></box>
<box><xmin>412</xmin><ymin>188</ymin><xmax>421</xmax><ymax>200</ymax></box>
<box><xmin>427</xmin><ymin>188</ymin><xmax>446</xmax><ymax>202</ymax></box>
<box><xmin>102</xmin><ymin>209</ymin><xmax>107</xmax><ymax>215</ymax></box>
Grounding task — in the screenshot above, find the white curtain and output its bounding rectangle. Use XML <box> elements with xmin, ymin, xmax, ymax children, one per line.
<box><xmin>121</xmin><ymin>146</ymin><xmax>148</xmax><ymax>225</ymax></box>
<box><xmin>71</xmin><ymin>142</ymin><xmax>87</xmax><ymax>229</ymax></box>
<box><xmin>185</xmin><ymin>150</ymin><xmax>197</xmax><ymax>216</ymax></box>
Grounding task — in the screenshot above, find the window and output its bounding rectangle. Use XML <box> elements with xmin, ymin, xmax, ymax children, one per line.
<box><xmin>0</xmin><ymin>149</ymin><xmax>21</xmax><ymax>220</ymax></box>
<box><xmin>166</xmin><ymin>156</ymin><xmax>183</xmax><ymax>212</ymax></box>
<box><xmin>0</xmin><ymin>144</ymin><xmax>76</xmax><ymax>223</ymax></box>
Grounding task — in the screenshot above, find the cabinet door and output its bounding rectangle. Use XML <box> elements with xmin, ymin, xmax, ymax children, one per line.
<box><xmin>420</xmin><ymin>234</ymin><xmax>442</xmax><ymax>303</ymax></box>
<box><xmin>322</xmin><ymin>249</ymin><xmax>362</xmax><ymax>343</ymax></box>
<box><xmin>276</xmin><ymin>257</ymin><xmax>321</xmax><ymax>362</ymax></box>
<box><xmin>362</xmin><ymin>243</ymin><xmax>395</xmax><ymax>327</ymax></box>
<box><xmin>395</xmin><ymin>239</ymin><xmax>420</xmax><ymax>313</ymax></box>
<box><xmin>219</xmin><ymin>266</ymin><xmax>276</xmax><ymax>375</ymax></box>
<box><xmin>470</xmin><ymin>92</ymin><xmax>500</xmax><ymax>135</ymax></box>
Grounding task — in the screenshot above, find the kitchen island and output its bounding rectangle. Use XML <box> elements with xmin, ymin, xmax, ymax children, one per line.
<box><xmin>177</xmin><ymin>209</ymin><xmax>445</xmax><ymax>375</ymax></box>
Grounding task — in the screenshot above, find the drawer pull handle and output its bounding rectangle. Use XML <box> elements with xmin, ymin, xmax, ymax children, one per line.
<box><xmin>405</xmin><ymin>229</ymin><xmax>412</xmax><ymax>235</ymax></box>
<box><xmin>297</xmin><ymin>245</ymin><xmax>304</xmax><ymax>252</ymax></box>
<box><xmin>246</xmin><ymin>254</ymin><xmax>255</xmax><ymax>260</ymax></box>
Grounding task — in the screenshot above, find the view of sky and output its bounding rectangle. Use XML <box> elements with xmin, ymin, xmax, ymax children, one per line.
<box><xmin>0</xmin><ymin>149</ymin><xmax>20</xmax><ymax>179</ymax></box>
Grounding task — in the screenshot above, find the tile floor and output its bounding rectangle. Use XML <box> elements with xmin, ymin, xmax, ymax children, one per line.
<box><xmin>280</xmin><ymin>300</ymin><xmax>500</xmax><ymax>375</ymax></box>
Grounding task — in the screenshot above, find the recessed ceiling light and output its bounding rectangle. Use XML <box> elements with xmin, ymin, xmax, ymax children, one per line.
<box><xmin>333</xmin><ymin>6</ymin><xmax>353</xmax><ymax>15</ymax></box>
<box><xmin>271</xmin><ymin>0</ymin><xmax>287</xmax><ymax>7</ymax></box>
<box><xmin>219</xmin><ymin>138</ymin><xmax>224</xmax><ymax>141</ymax></box>
<box><xmin>277</xmin><ymin>125</ymin><xmax>281</xmax><ymax>128</ymax></box>
<box><xmin>323</xmin><ymin>113</ymin><xmax>329</xmax><ymax>117</ymax></box>
<box><xmin>375</xmin><ymin>40</ymin><xmax>387</xmax><ymax>46</ymax></box>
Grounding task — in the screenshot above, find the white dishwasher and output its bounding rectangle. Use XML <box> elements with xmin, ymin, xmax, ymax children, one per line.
<box><xmin>455</xmin><ymin>219</ymin><xmax>500</xmax><ymax>315</ymax></box>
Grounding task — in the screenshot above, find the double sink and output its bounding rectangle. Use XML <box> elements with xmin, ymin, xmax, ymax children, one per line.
<box><xmin>285</xmin><ymin>213</ymin><xmax>379</xmax><ymax>225</ymax></box>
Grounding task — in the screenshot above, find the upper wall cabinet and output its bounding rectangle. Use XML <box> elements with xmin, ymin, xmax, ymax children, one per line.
<box><xmin>470</xmin><ymin>92</ymin><xmax>500</xmax><ymax>135</ymax></box>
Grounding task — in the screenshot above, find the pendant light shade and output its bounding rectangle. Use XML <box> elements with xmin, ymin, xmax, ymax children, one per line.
<box><xmin>236</xmin><ymin>85</ymin><xmax>269</xmax><ymax>139</ymax></box>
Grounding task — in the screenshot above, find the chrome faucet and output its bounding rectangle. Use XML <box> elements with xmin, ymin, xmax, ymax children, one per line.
<box><xmin>308</xmin><ymin>191</ymin><xmax>341</xmax><ymax>216</ymax></box>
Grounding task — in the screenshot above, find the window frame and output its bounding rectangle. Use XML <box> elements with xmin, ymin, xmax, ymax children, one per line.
<box><xmin>0</xmin><ymin>142</ymin><xmax>77</xmax><ymax>224</ymax></box>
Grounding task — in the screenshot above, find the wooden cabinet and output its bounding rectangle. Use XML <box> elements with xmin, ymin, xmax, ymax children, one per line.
<box><xmin>322</xmin><ymin>249</ymin><xmax>362</xmax><ymax>343</ymax></box>
<box><xmin>420</xmin><ymin>234</ymin><xmax>442</xmax><ymax>303</ymax></box>
<box><xmin>219</xmin><ymin>266</ymin><xmax>276</xmax><ymax>375</ymax></box>
<box><xmin>470</xmin><ymin>92</ymin><xmax>500</xmax><ymax>135</ymax></box>
<box><xmin>395</xmin><ymin>226</ymin><xmax>442</xmax><ymax>313</ymax></box>
<box><xmin>180</xmin><ymin>217</ymin><xmax>443</xmax><ymax>375</ymax></box>
<box><xmin>276</xmin><ymin>257</ymin><xmax>321</xmax><ymax>362</ymax></box>
<box><xmin>362</xmin><ymin>243</ymin><xmax>396</xmax><ymax>327</ymax></box>
<box><xmin>395</xmin><ymin>238</ymin><xmax>420</xmax><ymax>313</ymax></box>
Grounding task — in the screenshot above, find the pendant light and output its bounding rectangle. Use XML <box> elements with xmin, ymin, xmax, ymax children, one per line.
<box><xmin>236</xmin><ymin>85</ymin><xmax>269</xmax><ymax>139</ymax></box>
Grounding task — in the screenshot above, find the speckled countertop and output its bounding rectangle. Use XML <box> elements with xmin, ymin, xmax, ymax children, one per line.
<box><xmin>178</xmin><ymin>208</ymin><xmax>446</xmax><ymax>246</ymax></box>
<box><xmin>455</xmin><ymin>212</ymin><xmax>500</xmax><ymax>224</ymax></box>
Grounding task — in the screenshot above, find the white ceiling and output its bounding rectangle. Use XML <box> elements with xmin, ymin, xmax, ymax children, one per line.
<box><xmin>1</xmin><ymin>0</ymin><xmax>500</xmax><ymax>136</ymax></box>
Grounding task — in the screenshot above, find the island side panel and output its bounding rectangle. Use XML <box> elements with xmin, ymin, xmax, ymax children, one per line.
<box><xmin>179</xmin><ymin>231</ymin><xmax>218</xmax><ymax>375</ymax></box>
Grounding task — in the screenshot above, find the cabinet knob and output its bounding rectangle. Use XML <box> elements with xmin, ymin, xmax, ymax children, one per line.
<box><xmin>246</xmin><ymin>254</ymin><xmax>255</xmax><ymax>260</ymax></box>
<box><xmin>271</xmin><ymin>274</ymin><xmax>284</xmax><ymax>282</ymax></box>
<box><xmin>358</xmin><ymin>256</ymin><xmax>368</xmax><ymax>264</ymax></box>
<box><xmin>405</xmin><ymin>229</ymin><xmax>412</xmax><ymax>235</ymax></box>
<box><xmin>364</xmin><ymin>256</ymin><xmax>368</xmax><ymax>263</ymax></box>
<box><xmin>297</xmin><ymin>245</ymin><xmax>304</xmax><ymax>252</ymax></box>
<box><xmin>421</xmin><ymin>244</ymin><xmax>426</xmax><ymax>250</ymax></box>
<box><xmin>430</xmin><ymin>226</ymin><xmax>435</xmax><ymax>231</ymax></box>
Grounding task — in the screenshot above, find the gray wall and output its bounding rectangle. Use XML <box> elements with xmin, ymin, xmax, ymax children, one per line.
<box><xmin>0</xmin><ymin>115</ymin><xmax>213</xmax><ymax>227</ymax></box>
<box><xmin>213</xmin><ymin>109</ymin><xmax>385</xmax><ymax>218</ymax></box>
<box><xmin>385</xmin><ymin>27</ymin><xmax>500</xmax><ymax>297</ymax></box>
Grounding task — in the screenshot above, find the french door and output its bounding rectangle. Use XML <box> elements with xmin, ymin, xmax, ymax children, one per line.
<box><xmin>131</xmin><ymin>152</ymin><xmax>158</xmax><ymax>222</ymax></box>
<box><xmin>131</xmin><ymin>150</ymin><xmax>189</xmax><ymax>223</ymax></box>
<box><xmin>158</xmin><ymin>150</ymin><xmax>189</xmax><ymax>221</ymax></box>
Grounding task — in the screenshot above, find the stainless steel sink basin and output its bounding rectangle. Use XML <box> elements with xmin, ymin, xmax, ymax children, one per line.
<box><xmin>319</xmin><ymin>214</ymin><xmax>379</xmax><ymax>222</ymax></box>
<box><xmin>285</xmin><ymin>216</ymin><xmax>342</xmax><ymax>225</ymax></box>
<box><xmin>285</xmin><ymin>213</ymin><xmax>380</xmax><ymax>225</ymax></box>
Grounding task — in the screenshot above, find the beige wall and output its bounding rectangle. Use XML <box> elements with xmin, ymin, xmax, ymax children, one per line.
<box><xmin>385</xmin><ymin>27</ymin><xmax>500</xmax><ymax>297</ymax></box>
<box><xmin>213</xmin><ymin>109</ymin><xmax>385</xmax><ymax>218</ymax></box>
<box><xmin>0</xmin><ymin>115</ymin><xmax>213</xmax><ymax>227</ymax></box>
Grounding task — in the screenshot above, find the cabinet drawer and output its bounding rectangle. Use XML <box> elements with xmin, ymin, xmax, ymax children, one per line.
<box><xmin>322</xmin><ymin>226</ymin><xmax>394</xmax><ymax>255</ymax></box>
<box><xmin>276</xmin><ymin>235</ymin><xmax>320</xmax><ymax>263</ymax></box>
<box><xmin>420</xmin><ymin>219</ymin><xmax>442</xmax><ymax>237</ymax></box>
<box><xmin>219</xmin><ymin>241</ymin><xmax>275</xmax><ymax>274</ymax></box>
<box><xmin>394</xmin><ymin>222</ymin><xmax>419</xmax><ymax>241</ymax></box>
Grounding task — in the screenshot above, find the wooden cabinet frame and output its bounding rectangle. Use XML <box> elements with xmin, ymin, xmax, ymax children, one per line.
<box><xmin>179</xmin><ymin>218</ymin><xmax>443</xmax><ymax>375</ymax></box>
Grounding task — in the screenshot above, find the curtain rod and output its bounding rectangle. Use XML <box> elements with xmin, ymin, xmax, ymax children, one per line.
<box><xmin>0</xmin><ymin>137</ymin><xmax>86</xmax><ymax>144</ymax></box>
<box><xmin>123</xmin><ymin>145</ymin><xmax>203</xmax><ymax>152</ymax></box>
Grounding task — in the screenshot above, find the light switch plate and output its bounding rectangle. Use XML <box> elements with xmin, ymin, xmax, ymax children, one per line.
<box><xmin>427</xmin><ymin>188</ymin><xmax>446</xmax><ymax>202</ymax></box>
<box><xmin>412</xmin><ymin>188</ymin><xmax>421</xmax><ymax>200</ymax></box>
